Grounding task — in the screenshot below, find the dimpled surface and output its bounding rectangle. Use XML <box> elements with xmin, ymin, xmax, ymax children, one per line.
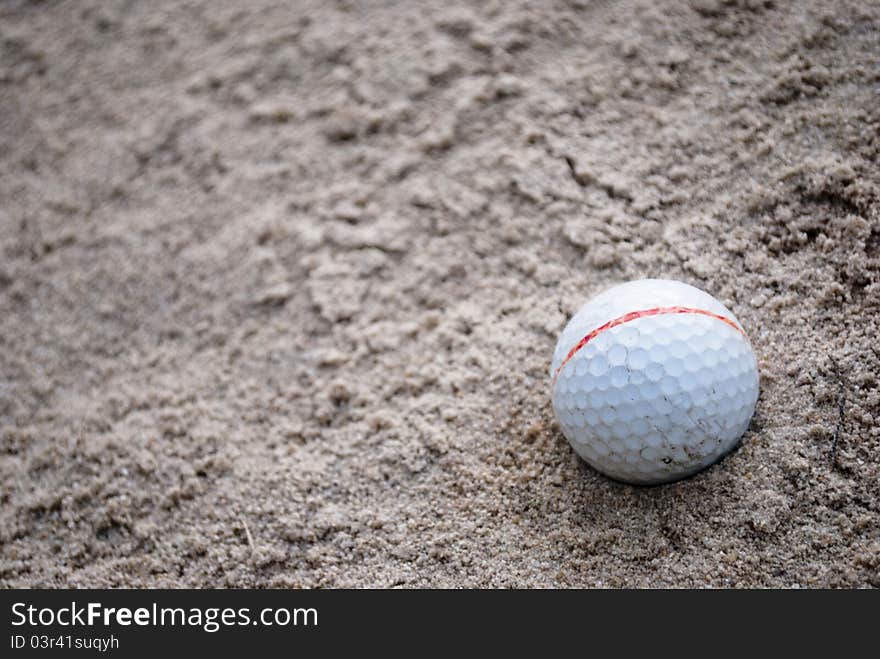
<box><xmin>550</xmin><ymin>279</ymin><xmax>759</xmax><ymax>484</ymax></box>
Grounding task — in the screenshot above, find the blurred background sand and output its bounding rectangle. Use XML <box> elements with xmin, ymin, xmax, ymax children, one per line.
<box><xmin>1</xmin><ymin>0</ymin><xmax>878</xmax><ymax>587</ymax></box>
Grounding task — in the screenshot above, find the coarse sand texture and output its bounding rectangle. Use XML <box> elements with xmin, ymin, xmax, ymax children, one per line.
<box><xmin>1</xmin><ymin>1</ymin><xmax>879</xmax><ymax>587</ymax></box>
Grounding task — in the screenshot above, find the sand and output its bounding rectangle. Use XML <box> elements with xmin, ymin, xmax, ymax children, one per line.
<box><xmin>1</xmin><ymin>0</ymin><xmax>878</xmax><ymax>588</ymax></box>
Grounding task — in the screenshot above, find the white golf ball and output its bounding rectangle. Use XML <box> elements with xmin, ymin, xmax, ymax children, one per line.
<box><xmin>550</xmin><ymin>279</ymin><xmax>759</xmax><ymax>485</ymax></box>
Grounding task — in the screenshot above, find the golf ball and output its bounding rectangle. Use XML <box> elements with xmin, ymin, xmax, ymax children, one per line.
<box><xmin>550</xmin><ymin>279</ymin><xmax>759</xmax><ymax>485</ymax></box>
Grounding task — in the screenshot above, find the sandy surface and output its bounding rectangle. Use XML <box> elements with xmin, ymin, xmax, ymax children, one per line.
<box><xmin>1</xmin><ymin>0</ymin><xmax>879</xmax><ymax>588</ymax></box>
